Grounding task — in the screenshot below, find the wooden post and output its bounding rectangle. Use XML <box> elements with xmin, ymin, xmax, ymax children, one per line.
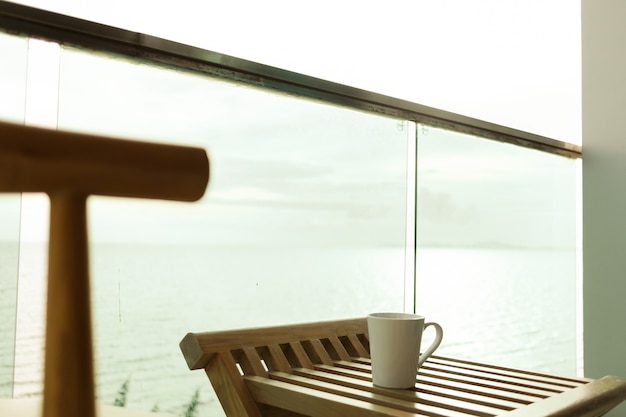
<box><xmin>43</xmin><ymin>193</ymin><xmax>94</xmax><ymax>417</ymax></box>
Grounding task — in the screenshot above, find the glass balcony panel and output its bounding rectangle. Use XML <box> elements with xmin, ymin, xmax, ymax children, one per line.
<box><xmin>0</xmin><ymin>199</ymin><xmax>21</xmax><ymax>398</ymax></box>
<box><xmin>0</xmin><ymin>31</ymin><xmax>28</xmax><ymax>399</ymax></box>
<box><xmin>0</xmin><ymin>31</ymin><xmax>27</xmax><ymax>123</ymax></box>
<box><xmin>52</xmin><ymin>47</ymin><xmax>410</xmax><ymax>415</ymax></box>
<box><xmin>416</xmin><ymin>125</ymin><xmax>578</xmax><ymax>376</ymax></box>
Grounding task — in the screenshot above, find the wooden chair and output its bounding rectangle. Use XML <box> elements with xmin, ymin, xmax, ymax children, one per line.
<box><xmin>0</xmin><ymin>121</ymin><xmax>209</xmax><ymax>417</ymax></box>
<box><xmin>180</xmin><ymin>318</ymin><xmax>626</xmax><ymax>417</ymax></box>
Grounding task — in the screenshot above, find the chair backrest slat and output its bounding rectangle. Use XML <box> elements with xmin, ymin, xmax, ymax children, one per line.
<box><xmin>266</xmin><ymin>344</ymin><xmax>294</xmax><ymax>374</ymax></box>
<box><xmin>239</xmin><ymin>347</ymin><xmax>268</xmax><ymax>378</ymax></box>
<box><xmin>288</xmin><ymin>341</ymin><xmax>315</xmax><ymax>369</ymax></box>
<box><xmin>346</xmin><ymin>334</ymin><xmax>370</xmax><ymax>358</ymax></box>
<box><xmin>304</xmin><ymin>339</ymin><xmax>335</xmax><ymax>366</ymax></box>
<box><xmin>326</xmin><ymin>336</ymin><xmax>352</xmax><ymax>361</ymax></box>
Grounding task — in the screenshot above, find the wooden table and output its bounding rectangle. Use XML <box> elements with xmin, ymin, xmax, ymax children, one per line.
<box><xmin>244</xmin><ymin>355</ymin><xmax>626</xmax><ymax>416</ymax></box>
<box><xmin>180</xmin><ymin>318</ymin><xmax>626</xmax><ymax>417</ymax></box>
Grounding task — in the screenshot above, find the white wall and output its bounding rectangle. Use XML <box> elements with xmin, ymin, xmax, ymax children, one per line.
<box><xmin>582</xmin><ymin>1</ymin><xmax>626</xmax><ymax>415</ymax></box>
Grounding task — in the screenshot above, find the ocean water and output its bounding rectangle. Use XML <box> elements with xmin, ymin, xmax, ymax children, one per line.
<box><xmin>2</xmin><ymin>243</ymin><xmax>577</xmax><ymax>416</ymax></box>
<box><xmin>0</xmin><ymin>242</ymin><xmax>19</xmax><ymax>398</ymax></box>
<box><xmin>416</xmin><ymin>248</ymin><xmax>577</xmax><ymax>375</ymax></box>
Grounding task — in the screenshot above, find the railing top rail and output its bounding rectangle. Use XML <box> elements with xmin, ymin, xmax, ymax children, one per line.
<box><xmin>0</xmin><ymin>1</ymin><xmax>581</xmax><ymax>159</ymax></box>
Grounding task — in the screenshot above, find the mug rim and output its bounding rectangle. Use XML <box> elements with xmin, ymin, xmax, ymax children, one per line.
<box><xmin>368</xmin><ymin>312</ymin><xmax>425</xmax><ymax>320</ymax></box>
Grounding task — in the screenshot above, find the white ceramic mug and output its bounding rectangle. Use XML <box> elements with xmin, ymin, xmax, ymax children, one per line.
<box><xmin>367</xmin><ymin>312</ymin><xmax>443</xmax><ymax>389</ymax></box>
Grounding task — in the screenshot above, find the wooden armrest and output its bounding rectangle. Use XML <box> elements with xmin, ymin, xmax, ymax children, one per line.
<box><xmin>505</xmin><ymin>376</ymin><xmax>626</xmax><ymax>417</ymax></box>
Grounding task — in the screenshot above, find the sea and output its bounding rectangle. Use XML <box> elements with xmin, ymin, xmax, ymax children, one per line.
<box><xmin>0</xmin><ymin>243</ymin><xmax>578</xmax><ymax>417</ymax></box>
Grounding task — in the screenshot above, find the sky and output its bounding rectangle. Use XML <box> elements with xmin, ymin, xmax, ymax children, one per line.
<box><xmin>0</xmin><ymin>1</ymin><xmax>581</xmax><ymax>247</ymax></box>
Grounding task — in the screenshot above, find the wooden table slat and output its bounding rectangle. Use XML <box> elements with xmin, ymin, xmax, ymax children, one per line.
<box><xmin>431</xmin><ymin>356</ymin><xmax>592</xmax><ymax>385</ymax></box>
<box><xmin>418</xmin><ymin>369</ymin><xmax>557</xmax><ymax>398</ymax></box>
<box><xmin>304</xmin><ymin>366</ymin><xmax>522</xmax><ymax>411</ymax></box>
<box><xmin>245</xmin><ymin>376</ymin><xmax>425</xmax><ymax>417</ymax></box>
<box><xmin>316</xmin><ymin>363</ymin><xmax>530</xmax><ymax>410</ymax></box>
<box><xmin>424</xmin><ymin>359</ymin><xmax>586</xmax><ymax>390</ymax></box>
<box><xmin>416</xmin><ymin>373</ymin><xmax>545</xmax><ymax>405</ymax></box>
<box><xmin>269</xmin><ymin>372</ymin><xmax>484</xmax><ymax>417</ymax></box>
<box><xmin>420</xmin><ymin>363</ymin><xmax>572</xmax><ymax>393</ymax></box>
<box><xmin>326</xmin><ymin>362</ymin><xmax>545</xmax><ymax>404</ymax></box>
<box><xmin>291</xmin><ymin>368</ymin><xmax>509</xmax><ymax>416</ymax></box>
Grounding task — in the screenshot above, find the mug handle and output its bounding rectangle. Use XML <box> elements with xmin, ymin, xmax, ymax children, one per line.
<box><xmin>417</xmin><ymin>322</ymin><xmax>444</xmax><ymax>367</ymax></box>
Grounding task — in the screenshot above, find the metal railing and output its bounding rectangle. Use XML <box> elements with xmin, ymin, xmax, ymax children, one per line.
<box><xmin>0</xmin><ymin>1</ymin><xmax>581</xmax><ymax>159</ymax></box>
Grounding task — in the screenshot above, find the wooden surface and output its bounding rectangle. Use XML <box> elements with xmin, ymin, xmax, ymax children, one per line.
<box><xmin>0</xmin><ymin>122</ymin><xmax>209</xmax><ymax>417</ymax></box>
<box><xmin>180</xmin><ymin>318</ymin><xmax>626</xmax><ymax>417</ymax></box>
<box><xmin>43</xmin><ymin>193</ymin><xmax>95</xmax><ymax>417</ymax></box>
<box><xmin>180</xmin><ymin>318</ymin><xmax>369</xmax><ymax>370</ymax></box>
<box><xmin>0</xmin><ymin>121</ymin><xmax>209</xmax><ymax>200</ymax></box>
